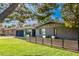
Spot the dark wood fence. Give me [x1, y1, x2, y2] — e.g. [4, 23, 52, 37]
[26, 37, 78, 51]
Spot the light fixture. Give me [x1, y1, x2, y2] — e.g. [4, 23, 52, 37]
[27, 34, 29, 37]
[51, 36, 55, 47]
[42, 35, 46, 38]
[42, 35, 46, 44]
[51, 36, 55, 39]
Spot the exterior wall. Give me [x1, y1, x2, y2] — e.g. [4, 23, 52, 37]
[36, 27, 78, 39]
[8, 29, 16, 36]
[45, 28, 55, 37]
[55, 28, 78, 39]
[36, 28, 55, 38]
[13, 29, 16, 36]
[24, 29, 32, 37]
[36, 29, 42, 37]
[0, 29, 16, 36]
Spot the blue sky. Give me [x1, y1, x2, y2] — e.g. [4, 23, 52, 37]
[51, 4, 64, 22]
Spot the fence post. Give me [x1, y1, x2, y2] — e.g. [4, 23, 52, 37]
[29, 37, 31, 42]
[77, 31, 79, 51]
[51, 38, 53, 47]
[62, 39, 64, 48]
[42, 38, 44, 44]
[35, 37, 37, 43]
[51, 36, 55, 47]
[77, 40, 79, 51]
[42, 35, 46, 44]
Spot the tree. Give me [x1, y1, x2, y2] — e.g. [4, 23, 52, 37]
[62, 4, 79, 30]
[0, 3, 18, 21]
[29, 3, 57, 24]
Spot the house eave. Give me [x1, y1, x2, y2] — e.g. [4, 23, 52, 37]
[36, 21, 64, 29]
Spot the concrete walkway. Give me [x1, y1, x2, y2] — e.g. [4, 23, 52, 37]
[0, 36, 15, 39]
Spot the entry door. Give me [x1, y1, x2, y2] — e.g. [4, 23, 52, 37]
[32, 29, 36, 37]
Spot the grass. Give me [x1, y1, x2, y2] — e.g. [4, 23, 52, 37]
[0, 37, 79, 56]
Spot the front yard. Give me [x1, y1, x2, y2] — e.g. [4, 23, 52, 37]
[0, 37, 79, 56]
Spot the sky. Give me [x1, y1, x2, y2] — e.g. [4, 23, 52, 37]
[51, 3, 64, 23]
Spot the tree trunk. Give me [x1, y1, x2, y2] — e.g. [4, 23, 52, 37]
[0, 3, 19, 20]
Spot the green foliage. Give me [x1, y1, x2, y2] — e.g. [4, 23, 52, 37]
[63, 4, 79, 30]
[37, 3, 56, 13]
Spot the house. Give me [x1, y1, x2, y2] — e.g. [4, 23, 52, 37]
[36, 21, 78, 39]
[27, 21, 79, 51]
[23, 18, 38, 37]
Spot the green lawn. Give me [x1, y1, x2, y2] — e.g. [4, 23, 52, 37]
[0, 37, 79, 56]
